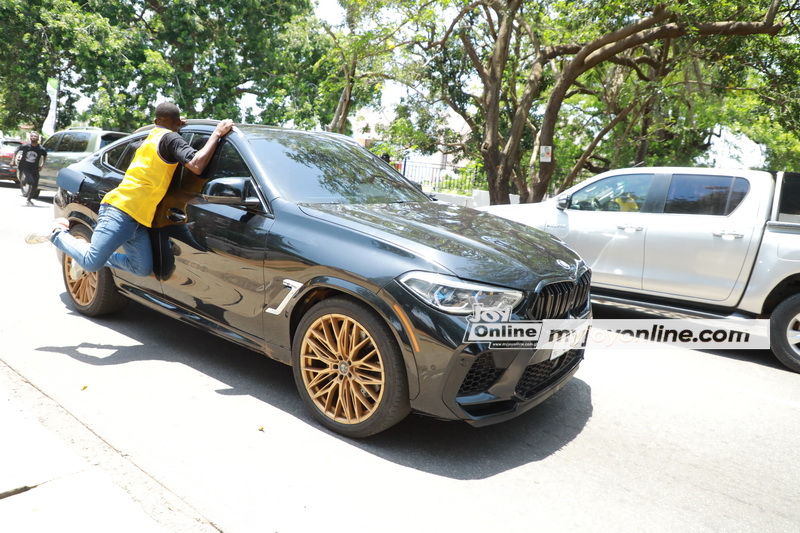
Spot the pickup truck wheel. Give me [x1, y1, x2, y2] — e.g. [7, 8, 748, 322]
[292, 296, 410, 438]
[770, 295, 800, 373]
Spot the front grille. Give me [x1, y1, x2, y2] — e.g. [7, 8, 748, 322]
[528, 271, 591, 319]
[514, 350, 582, 399]
[458, 353, 502, 396]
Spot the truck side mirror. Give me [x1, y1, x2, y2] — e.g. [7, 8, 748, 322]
[557, 195, 571, 210]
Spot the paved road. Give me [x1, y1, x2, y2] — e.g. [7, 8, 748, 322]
[1, 183, 798, 532]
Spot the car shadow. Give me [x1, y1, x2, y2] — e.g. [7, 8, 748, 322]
[38, 296, 593, 480]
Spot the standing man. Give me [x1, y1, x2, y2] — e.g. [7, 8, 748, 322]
[13, 132, 47, 206]
[25, 102, 234, 279]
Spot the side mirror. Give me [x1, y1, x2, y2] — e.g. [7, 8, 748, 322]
[556, 194, 571, 210]
[201, 177, 261, 207]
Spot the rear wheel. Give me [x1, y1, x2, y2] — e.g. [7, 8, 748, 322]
[61, 223, 128, 316]
[770, 294, 800, 373]
[292, 296, 410, 438]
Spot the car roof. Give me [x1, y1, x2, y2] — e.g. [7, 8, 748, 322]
[133, 120, 360, 146]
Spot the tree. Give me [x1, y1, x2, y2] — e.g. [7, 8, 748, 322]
[392, 0, 787, 204]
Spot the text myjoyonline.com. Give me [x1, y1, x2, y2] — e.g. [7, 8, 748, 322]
[539, 319, 771, 350]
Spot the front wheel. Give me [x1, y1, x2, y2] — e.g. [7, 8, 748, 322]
[292, 296, 410, 438]
[769, 294, 800, 373]
[61, 223, 128, 316]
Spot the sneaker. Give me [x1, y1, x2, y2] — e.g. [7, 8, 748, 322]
[25, 218, 69, 244]
[25, 199, 33, 206]
[68, 259, 86, 281]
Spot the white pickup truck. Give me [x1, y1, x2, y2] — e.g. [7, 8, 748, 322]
[483, 167, 800, 373]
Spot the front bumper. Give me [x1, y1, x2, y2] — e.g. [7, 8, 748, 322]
[382, 279, 590, 425]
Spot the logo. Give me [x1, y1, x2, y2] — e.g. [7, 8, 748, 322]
[464, 305, 592, 354]
[556, 259, 572, 270]
[464, 305, 542, 349]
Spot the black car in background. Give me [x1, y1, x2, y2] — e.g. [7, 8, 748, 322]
[53, 121, 591, 437]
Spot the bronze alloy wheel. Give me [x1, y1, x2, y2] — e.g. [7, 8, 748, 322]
[60, 224, 128, 317]
[63, 243, 98, 307]
[299, 313, 386, 424]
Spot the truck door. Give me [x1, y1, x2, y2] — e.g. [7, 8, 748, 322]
[642, 173, 759, 303]
[558, 172, 656, 290]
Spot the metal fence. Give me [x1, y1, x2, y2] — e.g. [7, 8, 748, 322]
[398, 160, 486, 194]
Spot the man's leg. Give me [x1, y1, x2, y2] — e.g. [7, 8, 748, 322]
[19, 167, 33, 204]
[25, 168, 39, 204]
[50, 204, 153, 277]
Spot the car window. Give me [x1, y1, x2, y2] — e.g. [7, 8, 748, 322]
[99, 133, 126, 149]
[248, 130, 430, 204]
[103, 141, 130, 170]
[664, 174, 749, 216]
[213, 142, 252, 179]
[43, 133, 62, 151]
[58, 132, 92, 152]
[103, 137, 142, 172]
[569, 174, 654, 212]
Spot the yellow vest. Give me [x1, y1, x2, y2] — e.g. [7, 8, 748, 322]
[103, 127, 179, 227]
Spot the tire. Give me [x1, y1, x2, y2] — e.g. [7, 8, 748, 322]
[770, 294, 800, 373]
[292, 296, 410, 438]
[61, 223, 128, 317]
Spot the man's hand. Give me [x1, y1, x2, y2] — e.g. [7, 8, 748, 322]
[213, 119, 234, 138]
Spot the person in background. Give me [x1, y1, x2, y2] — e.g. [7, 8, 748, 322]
[24, 102, 234, 279]
[13, 132, 47, 206]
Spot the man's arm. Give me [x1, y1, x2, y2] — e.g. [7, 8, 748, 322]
[183, 119, 234, 175]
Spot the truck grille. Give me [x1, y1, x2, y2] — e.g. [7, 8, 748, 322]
[528, 271, 591, 320]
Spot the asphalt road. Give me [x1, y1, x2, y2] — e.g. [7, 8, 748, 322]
[1, 182, 798, 532]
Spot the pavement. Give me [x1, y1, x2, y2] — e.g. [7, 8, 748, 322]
[0, 361, 215, 533]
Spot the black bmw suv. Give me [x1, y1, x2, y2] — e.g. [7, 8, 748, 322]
[53, 121, 591, 437]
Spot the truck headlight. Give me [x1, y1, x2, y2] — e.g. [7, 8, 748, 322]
[398, 271, 523, 315]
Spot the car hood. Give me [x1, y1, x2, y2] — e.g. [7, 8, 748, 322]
[299, 201, 583, 289]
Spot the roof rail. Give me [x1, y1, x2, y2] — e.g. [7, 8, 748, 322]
[67, 126, 102, 130]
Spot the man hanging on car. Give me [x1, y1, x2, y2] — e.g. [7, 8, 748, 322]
[24, 102, 234, 278]
[13, 132, 47, 206]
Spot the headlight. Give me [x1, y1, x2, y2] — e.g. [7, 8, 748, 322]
[397, 271, 523, 315]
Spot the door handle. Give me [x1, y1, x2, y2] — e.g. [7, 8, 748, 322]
[712, 231, 744, 240]
[167, 208, 187, 223]
[617, 225, 644, 233]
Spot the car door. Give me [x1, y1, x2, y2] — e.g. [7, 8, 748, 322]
[90, 134, 165, 297]
[154, 136, 274, 343]
[642, 173, 758, 303]
[553, 172, 657, 290]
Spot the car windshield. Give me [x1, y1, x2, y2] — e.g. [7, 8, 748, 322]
[245, 128, 430, 204]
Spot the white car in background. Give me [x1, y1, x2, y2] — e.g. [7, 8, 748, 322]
[483, 166, 800, 373]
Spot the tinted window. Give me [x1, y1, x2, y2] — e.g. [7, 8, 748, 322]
[570, 174, 654, 212]
[664, 174, 749, 216]
[104, 138, 143, 172]
[43, 134, 62, 151]
[248, 130, 430, 204]
[59, 132, 91, 152]
[100, 133, 126, 149]
[103, 141, 130, 170]
[213, 142, 251, 179]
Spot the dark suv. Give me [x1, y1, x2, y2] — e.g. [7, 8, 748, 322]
[53, 121, 591, 437]
[28, 127, 128, 198]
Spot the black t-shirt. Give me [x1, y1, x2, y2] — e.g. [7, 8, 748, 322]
[16, 144, 48, 168]
[158, 132, 197, 165]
